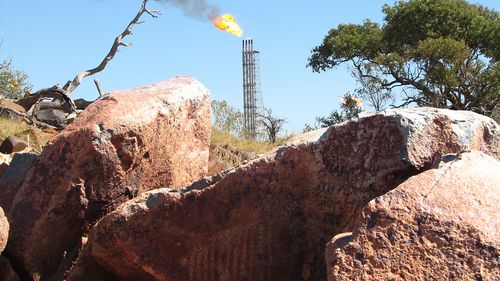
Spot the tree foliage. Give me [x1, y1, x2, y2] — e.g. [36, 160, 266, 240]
[212, 100, 287, 142]
[308, 0, 500, 116]
[211, 100, 244, 137]
[0, 59, 32, 100]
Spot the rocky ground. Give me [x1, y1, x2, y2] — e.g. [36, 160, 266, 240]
[0, 76, 498, 281]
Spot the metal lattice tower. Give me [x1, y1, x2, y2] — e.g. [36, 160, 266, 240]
[242, 38, 262, 140]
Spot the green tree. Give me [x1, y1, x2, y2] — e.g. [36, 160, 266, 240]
[211, 100, 245, 136]
[308, 0, 500, 117]
[0, 59, 32, 99]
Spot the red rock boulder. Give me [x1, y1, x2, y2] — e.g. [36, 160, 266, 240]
[326, 151, 500, 280]
[68, 108, 499, 281]
[5, 76, 211, 280]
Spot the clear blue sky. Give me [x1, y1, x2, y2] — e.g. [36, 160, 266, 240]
[1, 0, 498, 134]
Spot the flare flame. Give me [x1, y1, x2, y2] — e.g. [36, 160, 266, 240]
[212, 14, 243, 37]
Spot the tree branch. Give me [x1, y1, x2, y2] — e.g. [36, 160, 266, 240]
[17, 85, 77, 113]
[94, 79, 104, 98]
[62, 0, 159, 94]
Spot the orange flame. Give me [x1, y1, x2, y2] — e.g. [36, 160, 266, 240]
[212, 14, 243, 37]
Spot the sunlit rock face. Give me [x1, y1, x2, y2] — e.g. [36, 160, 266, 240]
[4, 76, 211, 280]
[68, 108, 499, 281]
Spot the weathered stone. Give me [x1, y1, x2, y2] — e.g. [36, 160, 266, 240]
[326, 151, 500, 281]
[0, 136, 28, 154]
[33, 108, 66, 127]
[74, 98, 93, 110]
[37, 99, 74, 113]
[0, 256, 21, 281]
[6, 76, 211, 280]
[0, 152, 38, 212]
[0, 207, 8, 253]
[0, 163, 8, 178]
[68, 108, 499, 281]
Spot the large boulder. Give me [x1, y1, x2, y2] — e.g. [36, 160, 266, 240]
[68, 108, 499, 281]
[326, 151, 500, 280]
[5, 76, 211, 280]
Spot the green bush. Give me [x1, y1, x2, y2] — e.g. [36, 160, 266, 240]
[0, 59, 32, 100]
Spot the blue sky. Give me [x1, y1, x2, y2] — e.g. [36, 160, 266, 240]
[1, 0, 498, 134]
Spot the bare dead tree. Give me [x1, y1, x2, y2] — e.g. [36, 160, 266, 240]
[259, 107, 286, 143]
[62, 0, 161, 95]
[11, 0, 161, 130]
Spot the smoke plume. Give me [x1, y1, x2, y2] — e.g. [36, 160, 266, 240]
[157, 0, 220, 20]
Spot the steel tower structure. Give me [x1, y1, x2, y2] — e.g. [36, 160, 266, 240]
[242, 38, 262, 139]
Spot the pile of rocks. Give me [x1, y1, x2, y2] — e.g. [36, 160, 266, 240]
[0, 76, 498, 281]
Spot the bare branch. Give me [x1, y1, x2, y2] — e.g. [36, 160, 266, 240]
[17, 85, 77, 113]
[145, 9, 161, 18]
[258, 107, 286, 143]
[94, 79, 104, 98]
[62, 0, 160, 94]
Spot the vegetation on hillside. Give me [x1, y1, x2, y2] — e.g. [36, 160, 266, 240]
[210, 100, 290, 175]
[212, 100, 287, 143]
[211, 128, 287, 155]
[208, 128, 289, 176]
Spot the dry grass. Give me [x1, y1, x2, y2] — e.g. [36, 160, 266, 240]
[208, 129, 290, 176]
[210, 129, 288, 155]
[0, 116, 56, 152]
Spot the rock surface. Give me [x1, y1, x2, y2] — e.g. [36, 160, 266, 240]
[0, 256, 21, 281]
[326, 151, 500, 281]
[33, 108, 67, 128]
[74, 98, 94, 110]
[0, 99, 26, 113]
[0, 163, 8, 178]
[68, 108, 499, 281]
[5, 76, 212, 280]
[0, 152, 38, 212]
[0, 136, 28, 154]
[0, 207, 8, 253]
